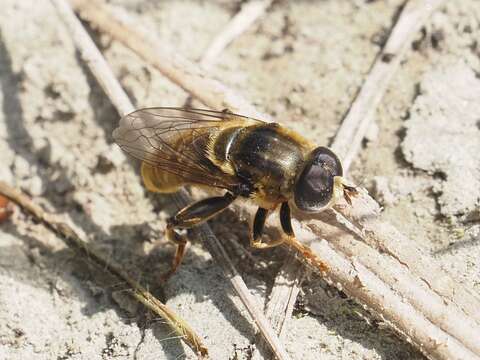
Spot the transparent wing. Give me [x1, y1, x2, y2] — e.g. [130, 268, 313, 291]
[112, 107, 264, 190]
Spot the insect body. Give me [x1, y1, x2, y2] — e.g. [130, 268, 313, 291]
[113, 108, 355, 276]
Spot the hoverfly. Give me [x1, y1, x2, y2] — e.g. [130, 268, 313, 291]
[113, 108, 356, 276]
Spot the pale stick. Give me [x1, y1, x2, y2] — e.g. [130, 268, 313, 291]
[199, 0, 273, 69]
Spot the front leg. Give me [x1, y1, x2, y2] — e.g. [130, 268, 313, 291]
[250, 206, 286, 249]
[279, 202, 294, 237]
[249, 202, 295, 249]
[163, 192, 236, 279]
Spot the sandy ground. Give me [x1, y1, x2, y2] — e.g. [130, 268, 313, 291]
[0, 0, 479, 359]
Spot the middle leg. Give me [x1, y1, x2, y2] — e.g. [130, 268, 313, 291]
[279, 201, 294, 237]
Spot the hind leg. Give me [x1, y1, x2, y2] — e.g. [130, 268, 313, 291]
[162, 192, 236, 279]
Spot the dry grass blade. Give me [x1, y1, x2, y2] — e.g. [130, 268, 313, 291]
[52, 0, 134, 115]
[0, 181, 208, 358]
[0, 194, 13, 223]
[260, 255, 307, 339]
[326, 206, 480, 355]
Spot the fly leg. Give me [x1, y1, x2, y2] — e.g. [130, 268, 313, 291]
[163, 225, 188, 281]
[279, 202, 294, 238]
[162, 192, 236, 279]
[250, 205, 288, 249]
[251, 207, 268, 248]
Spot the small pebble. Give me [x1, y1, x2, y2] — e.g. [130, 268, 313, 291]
[365, 120, 379, 143]
[31, 176, 46, 196]
[96, 145, 126, 173]
[13, 156, 31, 178]
[23, 175, 45, 196]
[0, 195, 13, 223]
[371, 176, 397, 206]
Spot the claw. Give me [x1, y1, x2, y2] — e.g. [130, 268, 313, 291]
[333, 177, 358, 206]
[251, 237, 286, 249]
[343, 184, 357, 206]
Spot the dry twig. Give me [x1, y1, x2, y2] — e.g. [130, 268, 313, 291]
[54, 0, 290, 359]
[199, 0, 273, 69]
[184, 0, 272, 107]
[284, 234, 479, 360]
[67, 0, 480, 359]
[70, 0, 269, 120]
[332, 0, 450, 170]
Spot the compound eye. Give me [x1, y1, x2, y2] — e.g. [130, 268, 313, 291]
[294, 147, 343, 212]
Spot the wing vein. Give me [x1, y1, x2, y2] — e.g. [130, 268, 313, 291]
[113, 107, 265, 191]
